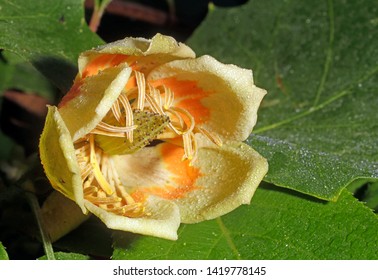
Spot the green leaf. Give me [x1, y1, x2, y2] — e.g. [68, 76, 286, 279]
[0, 242, 9, 260]
[188, 0, 378, 200]
[0, 0, 103, 92]
[0, 51, 57, 100]
[38, 251, 89, 260]
[113, 185, 378, 260]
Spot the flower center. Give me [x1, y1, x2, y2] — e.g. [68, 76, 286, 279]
[74, 69, 222, 217]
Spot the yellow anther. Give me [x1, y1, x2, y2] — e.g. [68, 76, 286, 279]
[89, 135, 114, 195]
[86, 196, 122, 205]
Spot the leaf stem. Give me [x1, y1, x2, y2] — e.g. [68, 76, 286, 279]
[24, 183, 55, 260]
[88, 0, 112, 32]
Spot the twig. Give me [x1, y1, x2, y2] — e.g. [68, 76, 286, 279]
[24, 182, 55, 260]
[85, 0, 169, 27]
[88, 0, 113, 32]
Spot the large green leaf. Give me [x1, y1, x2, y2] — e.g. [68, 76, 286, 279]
[188, 0, 378, 200]
[0, 0, 103, 92]
[113, 184, 378, 260]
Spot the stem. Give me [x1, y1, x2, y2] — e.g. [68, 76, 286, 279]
[25, 185, 55, 260]
[89, 0, 112, 32]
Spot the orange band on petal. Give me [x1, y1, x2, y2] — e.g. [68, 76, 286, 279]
[130, 190, 147, 203]
[125, 75, 137, 90]
[160, 143, 201, 198]
[134, 144, 201, 201]
[82, 54, 130, 78]
[150, 78, 211, 124]
[162, 144, 201, 185]
[140, 185, 199, 200]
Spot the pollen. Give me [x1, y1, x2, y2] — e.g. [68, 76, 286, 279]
[73, 67, 222, 217]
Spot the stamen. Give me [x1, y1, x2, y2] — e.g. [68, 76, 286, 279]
[86, 195, 122, 204]
[118, 93, 134, 142]
[135, 71, 146, 110]
[170, 107, 195, 134]
[163, 85, 174, 109]
[182, 133, 194, 161]
[111, 99, 123, 125]
[165, 106, 195, 135]
[108, 203, 144, 217]
[91, 129, 129, 138]
[108, 158, 136, 205]
[81, 164, 92, 180]
[89, 135, 114, 195]
[151, 86, 162, 108]
[83, 173, 95, 189]
[83, 186, 98, 195]
[195, 127, 223, 146]
[145, 86, 165, 115]
[100, 154, 109, 179]
[190, 132, 198, 163]
[96, 121, 136, 134]
[165, 108, 187, 134]
[117, 184, 137, 205]
[76, 155, 88, 166]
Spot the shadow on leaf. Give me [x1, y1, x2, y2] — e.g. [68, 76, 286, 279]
[31, 55, 78, 95]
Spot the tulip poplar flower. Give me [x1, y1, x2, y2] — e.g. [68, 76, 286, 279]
[39, 34, 268, 240]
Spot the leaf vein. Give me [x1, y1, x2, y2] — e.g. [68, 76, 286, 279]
[216, 217, 241, 260]
[313, 0, 335, 106]
[255, 64, 378, 134]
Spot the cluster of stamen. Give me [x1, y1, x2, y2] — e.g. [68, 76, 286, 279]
[75, 135, 144, 217]
[74, 69, 222, 217]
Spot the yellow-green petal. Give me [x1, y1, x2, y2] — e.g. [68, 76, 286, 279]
[39, 106, 85, 213]
[148, 55, 266, 142]
[178, 142, 268, 223]
[78, 33, 196, 76]
[84, 196, 180, 240]
[59, 63, 132, 141]
[112, 141, 268, 223]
